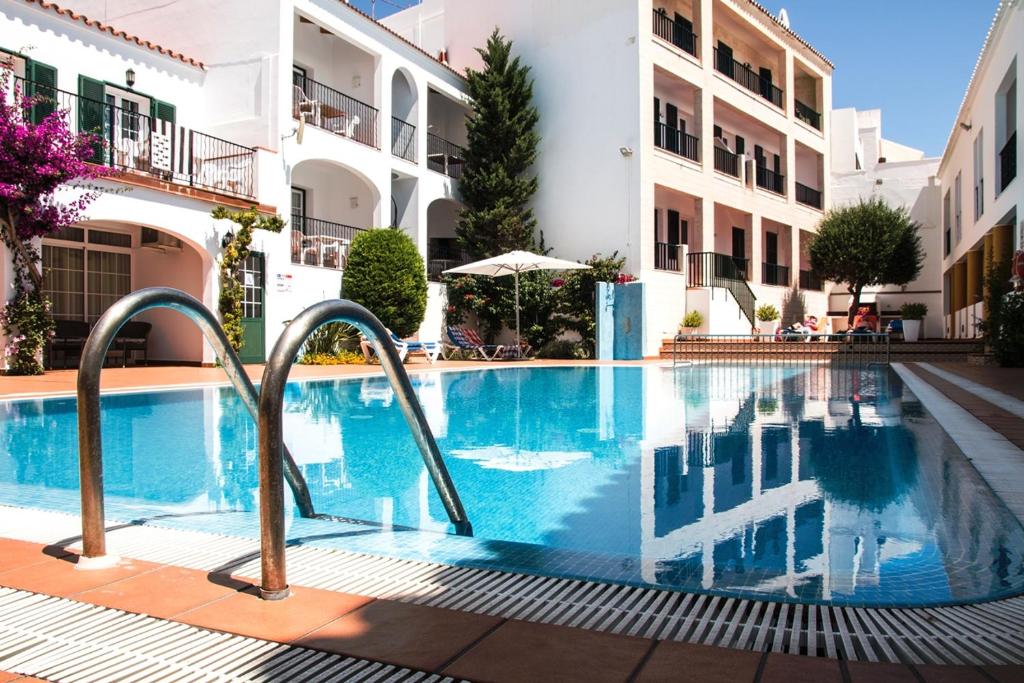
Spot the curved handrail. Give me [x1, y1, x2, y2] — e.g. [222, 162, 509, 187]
[257, 299, 472, 599]
[76, 287, 316, 560]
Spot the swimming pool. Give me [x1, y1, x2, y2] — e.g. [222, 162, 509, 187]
[2, 364, 1023, 607]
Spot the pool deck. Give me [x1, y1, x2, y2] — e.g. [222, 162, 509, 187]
[3, 360, 1024, 681]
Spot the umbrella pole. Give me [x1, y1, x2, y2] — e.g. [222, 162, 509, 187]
[514, 270, 521, 359]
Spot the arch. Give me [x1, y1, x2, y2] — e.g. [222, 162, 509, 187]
[290, 157, 383, 228]
[390, 67, 418, 123]
[425, 197, 464, 281]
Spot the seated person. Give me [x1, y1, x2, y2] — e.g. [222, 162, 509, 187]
[850, 306, 879, 334]
[779, 321, 808, 341]
[803, 315, 824, 340]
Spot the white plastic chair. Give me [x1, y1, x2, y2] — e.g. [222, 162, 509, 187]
[292, 85, 320, 126]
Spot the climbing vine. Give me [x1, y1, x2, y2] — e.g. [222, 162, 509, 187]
[212, 206, 284, 353]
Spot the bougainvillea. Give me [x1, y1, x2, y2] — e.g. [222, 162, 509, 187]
[0, 71, 108, 374]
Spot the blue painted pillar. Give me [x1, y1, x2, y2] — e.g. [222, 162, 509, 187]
[613, 282, 646, 360]
[595, 282, 615, 360]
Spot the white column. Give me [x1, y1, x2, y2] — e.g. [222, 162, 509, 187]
[750, 212, 762, 285]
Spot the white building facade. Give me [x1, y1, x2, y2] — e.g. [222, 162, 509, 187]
[0, 0, 470, 367]
[386, 0, 834, 353]
[830, 108, 943, 336]
[939, 0, 1022, 339]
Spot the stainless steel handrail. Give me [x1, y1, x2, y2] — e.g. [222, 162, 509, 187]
[257, 299, 472, 600]
[76, 287, 316, 561]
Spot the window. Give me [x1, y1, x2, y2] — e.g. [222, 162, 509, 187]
[974, 130, 984, 219]
[954, 172, 962, 244]
[42, 228, 132, 322]
[943, 190, 951, 256]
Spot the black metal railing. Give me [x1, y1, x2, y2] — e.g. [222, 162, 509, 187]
[1000, 132, 1016, 192]
[391, 117, 416, 162]
[292, 74, 379, 149]
[713, 48, 783, 108]
[756, 166, 785, 194]
[14, 77, 256, 199]
[654, 122, 699, 162]
[794, 99, 821, 130]
[795, 182, 822, 209]
[799, 269, 824, 291]
[732, 256, 749, 279]
[672, 333, 891, 368]
[291, 215, 367, 269]
[654, 242, 684, 272]
[652, 10, 698, 58]
[427, 239, 471, 281]
[761, 262, 790, 286]
[427, 133, 466, 179]
[714, 146, 740, 176]
[687, 251, 756, 326]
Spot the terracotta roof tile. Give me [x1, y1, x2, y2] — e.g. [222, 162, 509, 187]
[21, 0, 204, 69]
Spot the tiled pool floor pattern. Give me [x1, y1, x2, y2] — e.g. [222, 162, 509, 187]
[0, 538, 1020, 683]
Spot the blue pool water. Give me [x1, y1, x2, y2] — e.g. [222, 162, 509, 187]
[2, 364, 1024, 607]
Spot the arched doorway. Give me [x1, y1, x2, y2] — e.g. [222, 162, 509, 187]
[391, 69, 418, 162]
[426, 197, 464, 281]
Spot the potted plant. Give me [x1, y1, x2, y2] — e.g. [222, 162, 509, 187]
[755, 304, 779, 338]
[900, 302, 928, 342]
[679, 310, 703, 336]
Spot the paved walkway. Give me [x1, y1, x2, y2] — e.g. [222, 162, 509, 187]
[0, 537, 1016, 683]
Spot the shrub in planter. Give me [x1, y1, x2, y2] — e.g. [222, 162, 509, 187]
[755, 304, 779, 336]
[679, 310, 703, 333]
[343, 228, 427, 338]
[900, 302, 928, 342]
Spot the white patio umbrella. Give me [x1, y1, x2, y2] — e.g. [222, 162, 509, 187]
[444, 250, 591, 355]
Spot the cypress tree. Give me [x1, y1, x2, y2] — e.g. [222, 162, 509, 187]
[457, 29, 540, 258]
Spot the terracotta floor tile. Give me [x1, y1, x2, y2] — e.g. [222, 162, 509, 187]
[983, 665, 1024, 683]
[915, 665, 990, 682]
[635, 641, 761, 682]
[443, 619, 650, 683]
[76, 566, 249, 619]
[296, 599, 502, 672]
[175, 585, 371, 642]
[759, 653, 843, 683]
[0, 554, 158, 597]
[845, 660, 919, 683]
[0, 539, 68, 574]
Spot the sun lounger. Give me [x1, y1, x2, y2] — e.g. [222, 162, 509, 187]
[445, 326, 504, 360]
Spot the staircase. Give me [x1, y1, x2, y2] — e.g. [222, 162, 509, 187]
[659, 337, 984, 361]
[686, 251, 756, 328]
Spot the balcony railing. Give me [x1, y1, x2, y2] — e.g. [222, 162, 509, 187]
[654, 242, 684, 272]
[714, 146, 740, 176]
[292, 74, 379, 149]
[428, 239, 470, 281]
[654, 122, 699, 162]
[1000, 132, 1017, 192]
[756, 166, 785, 194]
[427, 133, 466, 179]
[795, 182, 822, 209]
[713, 48, 783, 108]
[652, 9, 698, 58]
[291, 215, 367, 269]
[799, 269, 824, 291]
[761, 262, 790, 287]
[794, 99, 821, 130]
[391, 117, 416, 162]
[15, 77, 257, 200]
[732, 256, 749, 280]
[686, 251, 757, 327]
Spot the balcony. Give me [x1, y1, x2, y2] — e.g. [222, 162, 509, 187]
[654, 122, 699, 162]
[16, 77, 257, 200]
[391, 117, 416, 162]
[799, 269, 824, 291]
[713, 49, 783, 108]
[761, 262, 789, 287]
[428, 238, 470, 281]
[1000, 132, 1017, 192]
[795, 182, 822, 209]
[714, 146, 740, 177]
[427, 133, 466, 179]
[794, 99, 821, 130]
[292, 74, 380, 149]
[654, 242, 684, 272]
[756, 166, 785, 195]
[652, 9, 697, 58]
[291, 215, 366, 269]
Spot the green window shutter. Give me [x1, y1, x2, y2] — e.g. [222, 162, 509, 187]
[25, 59, 57, 124]
[151, 99, 176, 126]
[77, 75, 107, 164]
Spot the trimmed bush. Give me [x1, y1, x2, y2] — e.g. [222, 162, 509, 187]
[899, 302, 928, 320]
[756, 304, 779, 322]
[342, 228, 427, 338]
[681, 310, 703, 329]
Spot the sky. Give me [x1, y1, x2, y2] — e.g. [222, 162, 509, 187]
[354, 0, 998, 158]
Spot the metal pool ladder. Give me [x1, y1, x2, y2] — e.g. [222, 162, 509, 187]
[76, 287, 471, 599]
